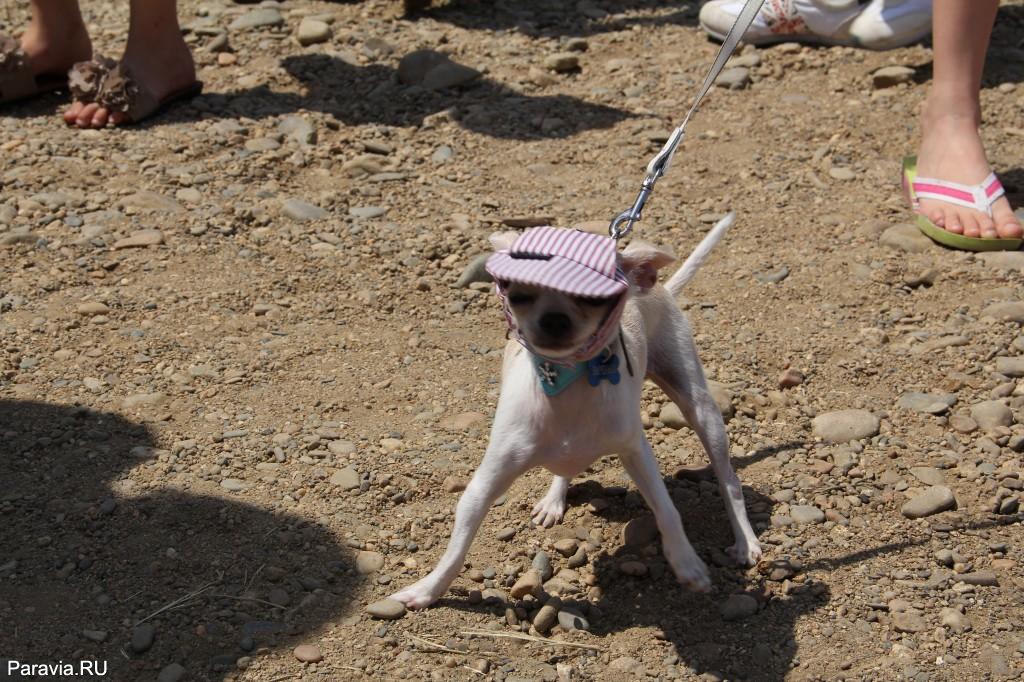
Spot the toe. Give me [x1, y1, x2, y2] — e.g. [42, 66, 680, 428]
[947, 212, 966, 237]
[959, 210, 981, 238]
[928, 207, 952, 231]
[110, 110, 129, 126]
[977, 214, 998, 239]
[992, 198, 1023, 239]
[90, 107, 110, 128]
[75, 102, 99, 128]
[64, 101, 85, 125]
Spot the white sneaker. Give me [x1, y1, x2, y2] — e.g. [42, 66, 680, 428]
[698, 0, 932, 50]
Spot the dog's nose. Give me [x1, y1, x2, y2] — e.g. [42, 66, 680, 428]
[539, 312, 571, 337]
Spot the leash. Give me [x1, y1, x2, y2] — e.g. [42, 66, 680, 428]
[608, 0, 767, 240]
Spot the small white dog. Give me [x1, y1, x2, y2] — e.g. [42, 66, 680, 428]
[391, 215, 761, 609]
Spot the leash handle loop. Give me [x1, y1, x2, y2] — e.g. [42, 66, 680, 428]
[609, 0, 766, 240]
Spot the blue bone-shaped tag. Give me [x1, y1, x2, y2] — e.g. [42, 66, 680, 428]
[586, 350, 620, 386]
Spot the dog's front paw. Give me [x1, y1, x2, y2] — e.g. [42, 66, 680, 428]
[531, 494, 566, 528]
[390, 580, 443, 610]
[665, 545, 712, 592]
[727, 538, 763, 567]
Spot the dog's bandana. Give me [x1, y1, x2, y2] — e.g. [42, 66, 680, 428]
[534, 348, 622, 396]
[486, 226, 631, 365]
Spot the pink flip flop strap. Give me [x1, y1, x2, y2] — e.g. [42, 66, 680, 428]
[912, 173, 1005, 217]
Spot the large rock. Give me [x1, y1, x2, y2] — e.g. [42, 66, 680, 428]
[397, 50, 480, 90]
[812, 409, 880, 443]
[880, 223, 934, 253]
[970, 400, 1013, 431]
[901, 485, 956, 519]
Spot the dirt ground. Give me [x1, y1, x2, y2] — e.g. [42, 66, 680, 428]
[2, 1, 1024, 680]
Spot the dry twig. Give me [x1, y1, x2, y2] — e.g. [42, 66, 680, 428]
[460, 629, 605, 652]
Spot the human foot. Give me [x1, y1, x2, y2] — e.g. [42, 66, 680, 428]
[66, 27, 195, 128]
[17, 12, 92, 79]
[915, 102, 1022, 240]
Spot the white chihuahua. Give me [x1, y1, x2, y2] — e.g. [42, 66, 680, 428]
[391, 214, 761, 609]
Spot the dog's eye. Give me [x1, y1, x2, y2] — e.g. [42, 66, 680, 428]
[577, 296, 611, 307]
[508, 293, 536, 306]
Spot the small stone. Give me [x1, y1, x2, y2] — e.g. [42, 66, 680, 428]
[532, 551, 553, 581]
[790, 505, 825, 525]
[949, 414, 978, 433]
[157, 663, 187, 682]
[995, 356, 1024, 377]
[970, 400, 1013, 431]
[892, 611, 927, 633]
[778, 368, 804, 389]
[940, 607, 971, 633]
[659, 402, 688, 429]
[220, 478, 248, 492]
[897, 392, 956, 415]
[553, 538, 578, 557]
[496, 527, 516, 541]
[229, 8, 284, 31]
[356, 551, 385, 574]
[77, 301, 110, 316]
[278, 115, 317, 146]
[510, 569, 542, 599]
[82, 629, 107, 642]
[982, 301, 1024, 323]
[901, 486, 956, 519]
[812, 409, 880, 443]
[544, 52, 579, 73]
[440, 412, 484, 430]
[880, 223, 935, 253]
[296, 18, 331, 46]
[281, 199, 328, 222]
[349, 206, 389, 220]
[957, 570, 998, 586]
[909, 467, 946, 486]
[113, 229, 164, 249]
[293, 644, 323, 662]
[618, 560, 647, 576]
[829, 167, 856, 181]
[442, 476, 468, 493]
[129, 623, 156, 653]
[715, 66, 750, 89]
[557, 608, 590, 631]
[456, 254, 492, 288]
[609, 656, 645, 676]
[719, 594, 758, 621]
[533, 598, 561, 634]
[366, 599, 406, 620]
[398, 49, 480, 89]
[622, 515, 659, 547]
[872, 65, 915, 88]
[328, 439, 356, 456]
[331, 467, 360, 491]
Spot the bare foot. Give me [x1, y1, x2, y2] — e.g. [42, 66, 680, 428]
[66, 24, 195, 128]
[916, 97, 1022, 239]
[17, 15, 92, 82]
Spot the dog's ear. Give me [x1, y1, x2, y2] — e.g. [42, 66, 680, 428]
[620, 241, 676, 289]
[489, 231, 519, 252]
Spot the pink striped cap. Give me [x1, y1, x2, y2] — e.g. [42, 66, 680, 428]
[486, 226, 629, 298]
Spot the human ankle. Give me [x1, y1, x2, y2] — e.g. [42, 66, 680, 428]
[922, 91, 981, 128]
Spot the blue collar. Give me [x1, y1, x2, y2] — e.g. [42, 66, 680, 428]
[533, 348, 621, 396]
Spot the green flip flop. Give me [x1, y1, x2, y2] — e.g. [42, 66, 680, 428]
[902, 156, 1022, 252]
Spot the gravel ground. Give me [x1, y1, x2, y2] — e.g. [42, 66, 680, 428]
[2, 1, 1024, 681]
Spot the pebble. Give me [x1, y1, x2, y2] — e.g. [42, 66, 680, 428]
[557, 608, 590, 631]
[220, 478, 248, 492]
[829, 167, 856, 181]
[456, 254, 492, 288]
[897, 392, 956, 415]
[995, 356, 1024, 377]
[957, 570, 998, 586]
[297, 18, 331, 46]
[331, 467, 360, 490]
[659, 402, 687, 429]
[618, 560, 647, 576]
[892, 611, 926, 633]
[940, 607, 971, 633]
[533, 598, 561, 634]
[130, 623, 156, 653]
[949, 414, 978, 433]
[113, 229, 164, 249]
[719, 593, 758, 621]
[281, 199, 328, 222]
[397, 50, 481, 90]
[365, 599, 406, 620]
[982, 301, 1024, 323]
[440, 412, 484, 430]
[442, 476, 468, 493]
[496, 527, 516, 541]
[229, 8, 284, 31]
[157, 663, 187, 682]
[609, 656, 646, 676]
[872, 65, 915, 88]
[811, 409, 880, 443]
[77, 301, 109, 316]
[790, 505, 825, 524]
[278, 116, 317, 146]
[544, 53, 580, 73]
[293, 644, 323, 662]
[532, 550, 553, 581]
[552, 538, 578, 557]
[880, 223, 935, 253]
[901, 485, 956, 518]
[356, 551, 385, 574]
[778, 368, 804, 388]
[622, 515, 659, 547]
[715, 66, 750, 89]
[510, 569, 542, 598]
[909, 467, 946, 486]
[82, 629, 107, 642]
[349, 206, 389, 220]
[970, 400, 1013, 431]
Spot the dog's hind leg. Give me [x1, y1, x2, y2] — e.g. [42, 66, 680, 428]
[390, 442, 531, 609]
[531, 475, 570, 528]
[619, 435, 711, 591]
[649, 327, 762, 567]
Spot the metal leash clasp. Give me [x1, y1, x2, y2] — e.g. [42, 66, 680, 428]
[609, 155, 669, 241]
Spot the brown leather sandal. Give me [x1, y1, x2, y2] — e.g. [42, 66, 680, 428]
[0, 34, 69, 104]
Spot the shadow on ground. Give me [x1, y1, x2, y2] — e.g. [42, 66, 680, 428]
[3, 54, 631, 140]
[0, 400, 357, 681]
[407, 0, 700, 39]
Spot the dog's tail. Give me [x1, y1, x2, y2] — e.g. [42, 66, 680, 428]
[664, 212, 734, 298]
